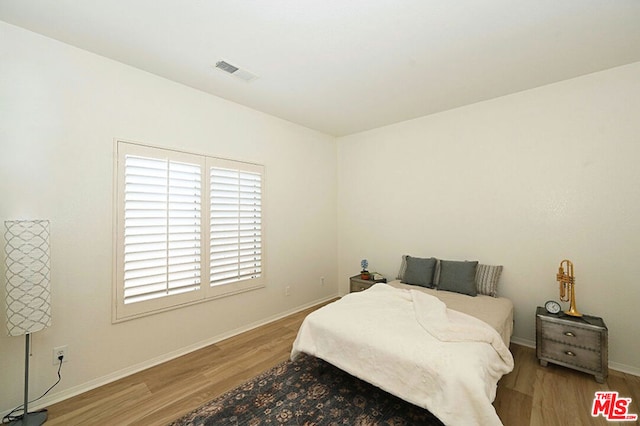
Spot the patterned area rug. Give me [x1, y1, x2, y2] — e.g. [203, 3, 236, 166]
[170, 353, 444, 425]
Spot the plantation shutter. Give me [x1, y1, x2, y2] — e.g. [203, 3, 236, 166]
[209, 160, 263, 290]
[115, 141, 264, 322]
[123, 155, 202, 303]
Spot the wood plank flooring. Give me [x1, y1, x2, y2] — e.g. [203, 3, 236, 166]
[45, 301, 640, 425]
[495, 344, 640, 426]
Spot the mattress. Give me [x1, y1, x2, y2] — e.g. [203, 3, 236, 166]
[387, 280, 514, 345]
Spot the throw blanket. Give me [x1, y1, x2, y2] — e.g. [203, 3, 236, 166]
[291, 284, 514, 426]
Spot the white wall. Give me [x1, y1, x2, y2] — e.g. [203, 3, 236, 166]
[0, 22, 338, 412]
[337, 61, 640, 374]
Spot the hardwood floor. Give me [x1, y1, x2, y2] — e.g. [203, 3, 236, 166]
[496, 344, 640, 426]
[45, 301, 640, 426]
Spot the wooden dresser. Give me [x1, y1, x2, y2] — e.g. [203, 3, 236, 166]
[536, 306, 608, 383]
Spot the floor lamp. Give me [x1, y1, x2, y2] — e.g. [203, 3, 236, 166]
[4, 220, 52, 426]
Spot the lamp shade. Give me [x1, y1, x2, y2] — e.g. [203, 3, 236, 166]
[4, 220, 51, 336]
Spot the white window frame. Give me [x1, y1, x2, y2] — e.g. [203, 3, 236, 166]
[114, 140, 265, 322]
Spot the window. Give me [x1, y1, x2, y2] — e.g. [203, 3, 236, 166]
[209, 161, 262, 288]
[114, 141, 264, 321]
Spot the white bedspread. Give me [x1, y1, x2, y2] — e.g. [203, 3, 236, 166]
[388, 280, 514, 346]
[291, 284, 514, 426]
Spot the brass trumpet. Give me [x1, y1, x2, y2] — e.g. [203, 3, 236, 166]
[556, 259, 582, 317]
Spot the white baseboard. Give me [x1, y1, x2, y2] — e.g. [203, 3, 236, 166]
[6, 294, 338, 416]
[607, 362, 640, 377]
[509, 336, 535, 348]
[509, 336, 640, 377]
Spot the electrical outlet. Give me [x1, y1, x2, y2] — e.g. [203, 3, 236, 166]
[285, 286, 291, 296]
[53, 345, 68, 365]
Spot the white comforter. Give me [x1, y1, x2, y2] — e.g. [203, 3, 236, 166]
[291, 284, 514, 426]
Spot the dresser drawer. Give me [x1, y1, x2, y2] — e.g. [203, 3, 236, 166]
[539, 339, 602, 372]
[350, 281, 372, 292]
[539, 320, 601, 349]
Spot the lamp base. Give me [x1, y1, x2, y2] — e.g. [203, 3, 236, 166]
[8, 410, 48, 426]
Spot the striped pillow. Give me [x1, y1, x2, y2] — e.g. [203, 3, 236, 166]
[398, 255, 503, 297]
[397, 254, 409, 280]
[475, 264, 503, 297]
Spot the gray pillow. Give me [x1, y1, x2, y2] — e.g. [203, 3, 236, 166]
[438, 260, 479, 296]
[402, 256, 437, 288]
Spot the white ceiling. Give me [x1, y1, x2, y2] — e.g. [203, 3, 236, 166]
[2, 1, 640, 136]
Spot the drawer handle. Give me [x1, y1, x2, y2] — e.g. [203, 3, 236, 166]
[563, 331, 576, 337]
[564, 350, 576, 357]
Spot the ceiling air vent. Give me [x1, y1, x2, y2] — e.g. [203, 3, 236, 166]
[215, 60, 259, 82]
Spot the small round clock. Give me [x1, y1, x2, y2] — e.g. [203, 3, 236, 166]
[544, 300, 561, 314]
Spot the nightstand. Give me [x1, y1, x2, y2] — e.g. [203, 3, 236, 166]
[536, 306, 608, 383]
[349, 275, 380, 292]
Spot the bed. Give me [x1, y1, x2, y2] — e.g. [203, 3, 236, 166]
[291, 279, 514, 426]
